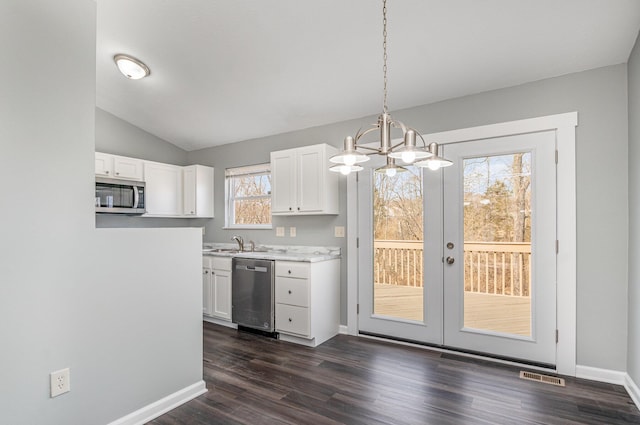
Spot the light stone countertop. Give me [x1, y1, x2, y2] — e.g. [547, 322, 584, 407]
[202, 243, 340, 263]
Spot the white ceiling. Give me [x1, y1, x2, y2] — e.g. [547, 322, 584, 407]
[96, 0, 640, 152]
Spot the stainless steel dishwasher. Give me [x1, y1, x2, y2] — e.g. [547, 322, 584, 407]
[232, 258, 275, 332]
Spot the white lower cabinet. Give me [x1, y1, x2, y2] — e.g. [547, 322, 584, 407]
[203, 256, 232, 321]
[274, 259, 340, 347]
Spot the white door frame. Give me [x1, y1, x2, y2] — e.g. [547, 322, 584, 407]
[346, 112, 577, 376]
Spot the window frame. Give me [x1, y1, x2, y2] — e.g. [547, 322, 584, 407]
[224, 163, 272, 230]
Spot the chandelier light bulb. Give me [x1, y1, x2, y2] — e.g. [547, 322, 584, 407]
[343, 154, 357, 166]
[385, 167, 397, 177]
[340, 165, 352, 175]
[401, 151, 416, 164]
[428, 161, 441, 171]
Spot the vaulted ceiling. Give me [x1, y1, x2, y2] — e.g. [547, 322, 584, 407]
[96, 0, 640, 151]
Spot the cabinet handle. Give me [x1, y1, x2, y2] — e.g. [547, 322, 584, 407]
[297, 207, 300, 211]
[204, 270, 208, 274]
[288, 290, 292, 294]
[105, 170, 109, 174]
[288, 318, 292, 322]
[289, 207, 292, 211]
[288, 270, 291, 274]
[115, 172, 120, 175]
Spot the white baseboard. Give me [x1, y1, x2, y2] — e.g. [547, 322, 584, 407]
[203, 316, 238, 329]
[338, 325, 348, 334]
[575, 365, 626, 385]
[107, 380, 207, 425]
[625, 374, 640, 411]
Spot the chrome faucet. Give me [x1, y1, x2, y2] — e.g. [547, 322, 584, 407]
[248, 240, 255, 252]
[231, 235, 244, 251]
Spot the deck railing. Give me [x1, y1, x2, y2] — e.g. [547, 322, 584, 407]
[373, 240, 531, 296]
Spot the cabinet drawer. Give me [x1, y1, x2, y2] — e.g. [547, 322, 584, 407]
[275, 261, 309, 279]
[276, 304, 310, 336]
[276, 277, 309, 307]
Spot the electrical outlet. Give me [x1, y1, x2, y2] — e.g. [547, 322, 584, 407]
[334, 226, 345, 237]
[289, 227, 296, 237]
[276, 226, 285, 237]
[50, 368, 70, 397]
[201, 227, 206, 236]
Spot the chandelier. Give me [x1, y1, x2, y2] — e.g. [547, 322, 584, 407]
[329, 0, 452, 176]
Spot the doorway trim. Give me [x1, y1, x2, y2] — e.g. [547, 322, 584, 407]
[346, 112, 577, 376]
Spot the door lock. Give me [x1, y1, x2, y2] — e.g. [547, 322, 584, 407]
[446, 256, 455, 265]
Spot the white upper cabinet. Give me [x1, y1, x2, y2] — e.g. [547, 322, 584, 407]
[113, 156, 144, 180]
[271, 150, 296, 214]
[95, 152, 113, 177]
[143, 161, 183, 216]
[270, 143, 338, 215]
[95, 152, 143, 181]
[183, 165, 214, 218]
[95, 152, 214, 218]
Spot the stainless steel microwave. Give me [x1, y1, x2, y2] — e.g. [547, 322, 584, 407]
[95, 176, 146, 214]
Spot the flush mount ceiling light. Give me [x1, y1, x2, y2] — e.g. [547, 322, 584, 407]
[329, 0, 452, 175]
[114, 54, 150, 80]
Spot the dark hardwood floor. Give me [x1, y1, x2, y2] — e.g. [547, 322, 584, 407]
[149, 322, 640, 424]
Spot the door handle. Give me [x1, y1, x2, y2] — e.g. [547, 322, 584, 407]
[446, 257, 455, 265]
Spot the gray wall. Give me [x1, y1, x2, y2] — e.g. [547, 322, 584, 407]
[0, 2, 203, 424]
[95, 107, 194, 228]
[96, 107, 188, 165]
[190, 64, 629, 372]
[628, 31, 640, 386]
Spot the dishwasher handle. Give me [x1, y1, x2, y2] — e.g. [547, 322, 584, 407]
[235, 265, 269, 273]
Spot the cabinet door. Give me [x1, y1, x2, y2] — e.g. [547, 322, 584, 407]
[113, 156, 143, 181]
[95, 152, 113, 177]
[203, 268, 212, 316]
[144, 162, 183, 215]
[270, 150, 296, 214]
[183, 166, 196, 216]
[212, 270, 232, 321]
[296, 146, 323, 213]
[183, 165, 214, 218]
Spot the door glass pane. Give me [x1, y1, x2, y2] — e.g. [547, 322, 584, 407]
[463, 153, 532, 336]
[373, 166, 424, 321]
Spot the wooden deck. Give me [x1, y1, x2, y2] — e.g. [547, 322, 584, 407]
[374, 283, 531, 336]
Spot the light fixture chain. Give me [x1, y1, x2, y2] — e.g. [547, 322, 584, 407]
[382, 0, 388, 114]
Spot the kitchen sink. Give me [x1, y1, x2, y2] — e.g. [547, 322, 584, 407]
[203, 248, 240, 253]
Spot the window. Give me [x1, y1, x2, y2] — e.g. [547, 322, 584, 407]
[225, 163, 271, 228]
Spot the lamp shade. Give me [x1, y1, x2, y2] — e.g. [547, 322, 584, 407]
[329, 136, 369, 165]
[388, 130, 432, 163]
[415, 142, 453, 170]
[374, 156, 407, 177]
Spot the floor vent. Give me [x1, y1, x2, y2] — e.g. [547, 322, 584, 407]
[519, 371, 565, 387]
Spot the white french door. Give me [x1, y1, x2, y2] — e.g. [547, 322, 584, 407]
[358, 130, 557, 366]
[358, 154, 443, 344]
